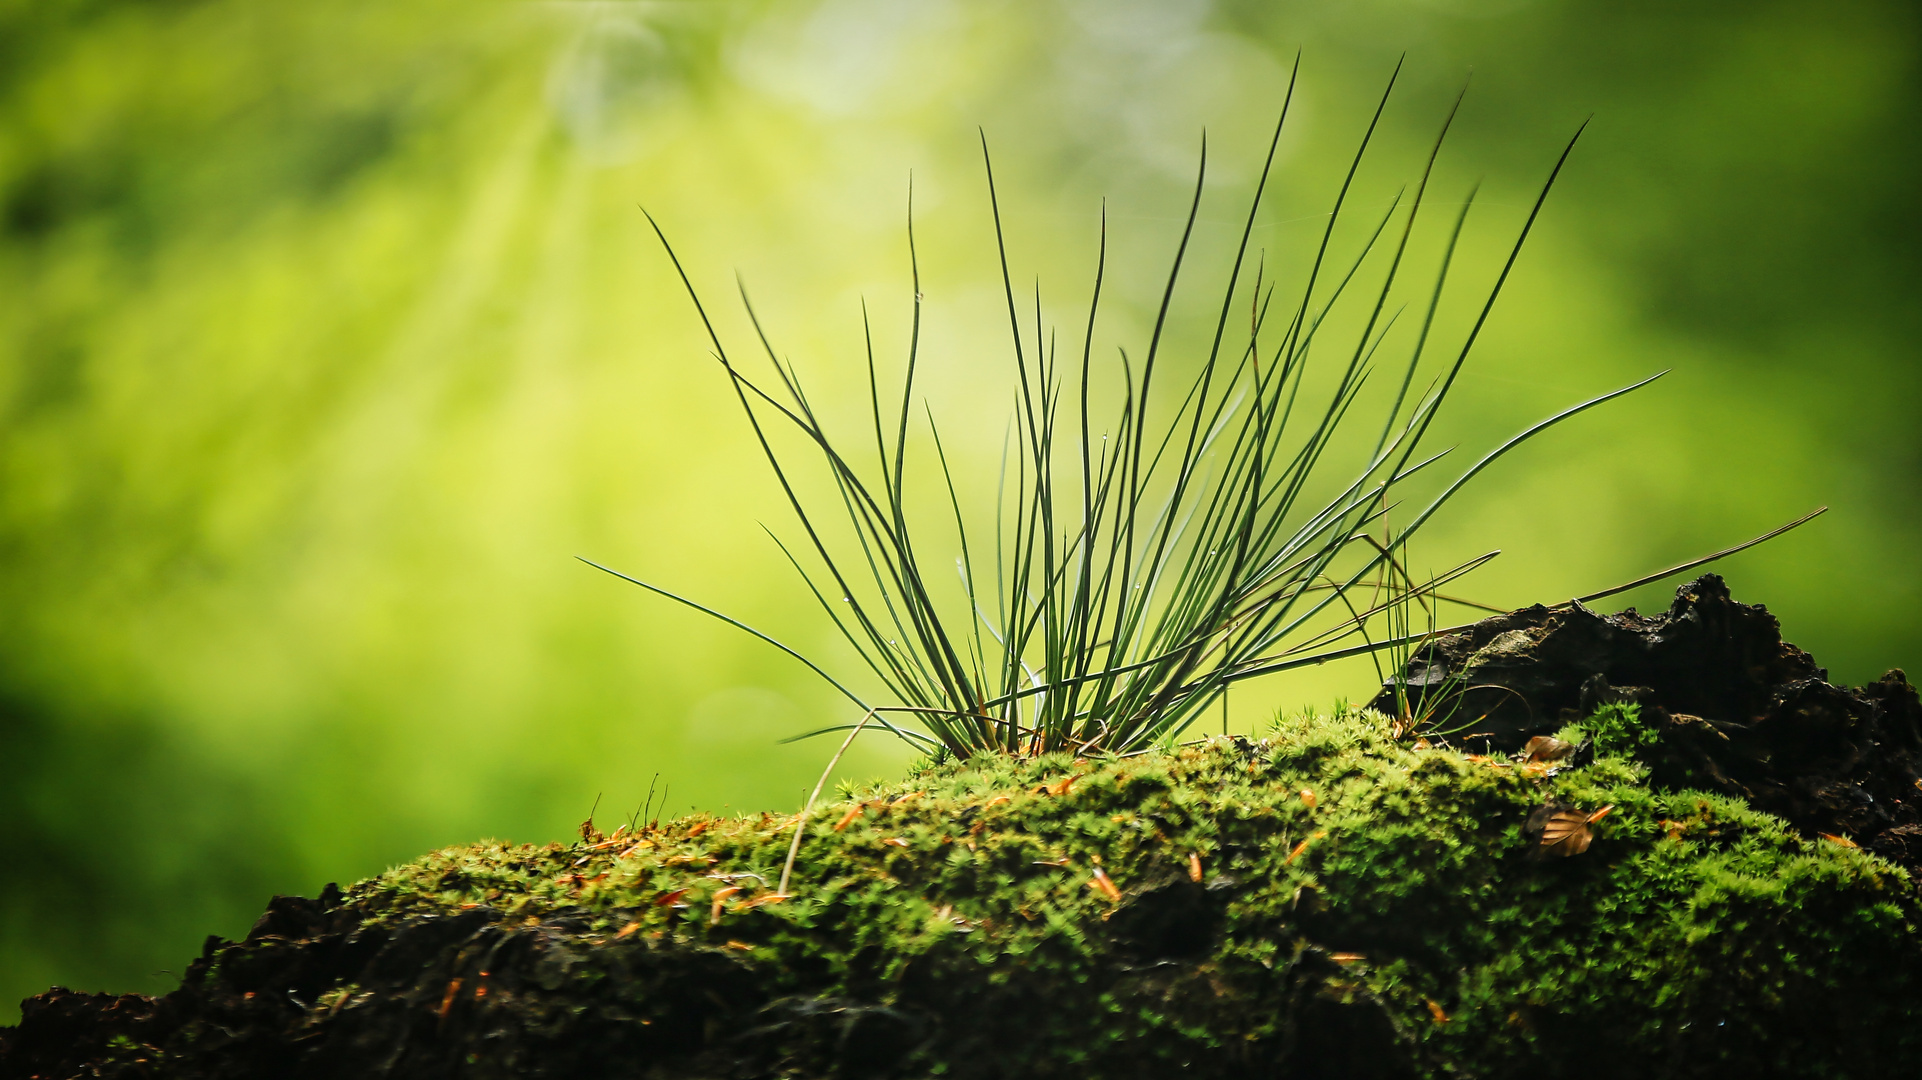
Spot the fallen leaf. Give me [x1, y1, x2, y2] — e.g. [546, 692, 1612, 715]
[1522, 735, 1576, 764]
[1187, 853, 1204, 883]
[1299, 788, 1318, 809]
[1426, 999, 1450, 1024]
[1819, 832, 1860, 849]
[833, 804, 866, 831]
[653, 887, 690, 908]
[1330, 952, 1365, 964]
[1088, 868, 1122, 902]
[883, 837, 911, 849]
[736, 893, 790, 911]
[723, 940, 755, 952]
[1285, 831, 1328, 866]
[615, 921, 644, 939]
[1528, 802, 1613, 857]
[710, 886, 742, 925]
[1047, 775, 1079, 797]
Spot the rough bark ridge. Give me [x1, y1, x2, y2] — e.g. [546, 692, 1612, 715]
[1369, 574, 1922, 865]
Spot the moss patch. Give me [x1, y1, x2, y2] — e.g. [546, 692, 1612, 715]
[8, 706, 1921, 1078]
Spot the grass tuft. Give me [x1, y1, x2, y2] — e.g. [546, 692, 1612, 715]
[601, 67, 1666, 760]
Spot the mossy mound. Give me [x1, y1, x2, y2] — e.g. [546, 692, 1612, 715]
[7, 706, 1920, 1079]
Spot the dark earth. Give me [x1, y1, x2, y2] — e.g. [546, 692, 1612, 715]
[1369, 573, 1922, 869]
[5, 575, 1920, 1079]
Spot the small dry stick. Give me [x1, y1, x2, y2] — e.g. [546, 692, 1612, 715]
[778, 707, 879, 896]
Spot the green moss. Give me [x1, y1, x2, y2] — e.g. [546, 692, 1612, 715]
[1583, 702, 1663, 759]
[326, 704, 1920, 1076]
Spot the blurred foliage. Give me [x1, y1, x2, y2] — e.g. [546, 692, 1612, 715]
[0, 0, 1916, 1020]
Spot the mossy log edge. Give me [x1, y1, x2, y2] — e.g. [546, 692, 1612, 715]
[7, 703, 1922, 1078]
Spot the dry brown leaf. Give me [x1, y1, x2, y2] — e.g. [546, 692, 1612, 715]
[1522, 735, 1576, 763]
[709, 886, 742, 925]
[1533, 803, 1614, 857]
[1285, 830, 1329, 866]
[1088, 868, 1122, 902]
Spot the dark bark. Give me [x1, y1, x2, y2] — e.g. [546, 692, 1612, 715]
[1371, 574, 1922, 863]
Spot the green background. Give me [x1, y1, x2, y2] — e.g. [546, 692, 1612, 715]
[2, 0, 1916, 1020]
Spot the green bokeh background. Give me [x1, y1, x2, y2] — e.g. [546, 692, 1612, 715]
[2, 0, 1916, 1020]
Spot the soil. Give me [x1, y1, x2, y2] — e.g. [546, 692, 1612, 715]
[6, 576, 1921, 1080]
[1368, 574, 1922, 869]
